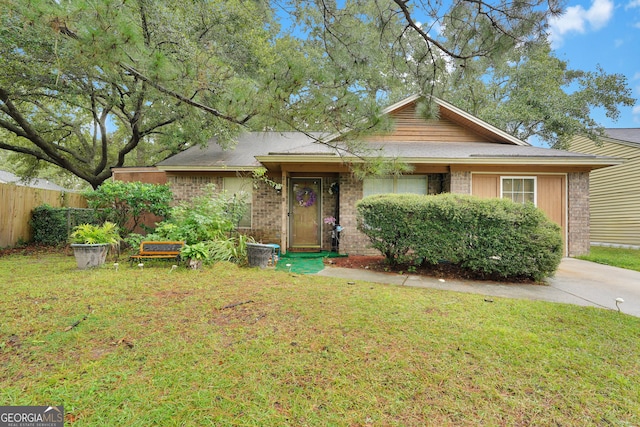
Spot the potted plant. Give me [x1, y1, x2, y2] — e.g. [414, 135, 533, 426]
[69, 222, 121, 269]
[180, 242, 210, 269]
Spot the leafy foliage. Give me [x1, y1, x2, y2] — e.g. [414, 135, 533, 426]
[69, 222, 121, 245]
[152, 185, 248, 245]
[357, 194, 563, 281]
[2, 0, 631, 187]
[180, 242, 210, 262]
[84, 181, 172, 236]
[206, 234, 250, 264]
[29, 204, 101, 246]
[440, 42, 635, 147]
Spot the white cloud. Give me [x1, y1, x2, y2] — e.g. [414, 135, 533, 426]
[625, 0, 640, 9]
[633, 72, 640, 80]
[548, 0, 614, 47]
[614, 38, 624, 47]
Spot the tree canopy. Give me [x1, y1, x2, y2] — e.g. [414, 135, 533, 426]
[0, 0, 634, 187]
[1, 0, 387, 187]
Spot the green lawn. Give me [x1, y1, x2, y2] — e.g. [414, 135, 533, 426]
[1, 253, 639, 426]
[577, 246, 640, 272]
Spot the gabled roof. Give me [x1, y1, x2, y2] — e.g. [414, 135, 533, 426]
[604, 128, 640, 147]
[157, 96, 622, 172]
[376, 95, 529, 146]
[0, 170, 70, 191]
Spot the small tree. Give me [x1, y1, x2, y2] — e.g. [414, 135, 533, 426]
[84, 181, 173, 236]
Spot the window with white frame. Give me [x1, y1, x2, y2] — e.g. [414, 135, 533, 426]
[363, 175, 428, 197]
[223, 177, 253, 228]
[501, 177, 536, 205]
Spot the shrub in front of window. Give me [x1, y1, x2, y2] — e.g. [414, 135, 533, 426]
[153, 184, 248, 244]
[356, 193, 563, 281]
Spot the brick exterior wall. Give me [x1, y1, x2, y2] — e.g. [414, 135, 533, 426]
[567, 172, 590, 257]
[166, 174, 223, 203]
[450, 171, 471, 194]
[166, 173, 283, 244]
[252, 179, 282, 244]
[337, 174, 378, 255]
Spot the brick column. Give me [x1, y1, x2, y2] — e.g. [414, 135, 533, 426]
[450, 171, 471, 194]
[567, 172, 590, 256]
[338, 174, 377, 255]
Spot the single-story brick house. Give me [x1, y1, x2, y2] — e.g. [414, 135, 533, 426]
[113, 95, 621, 257]
[568, 128, 640, 248]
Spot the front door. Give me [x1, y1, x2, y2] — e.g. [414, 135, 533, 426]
[289, 178, 321, 250]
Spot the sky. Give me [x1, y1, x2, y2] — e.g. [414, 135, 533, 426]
[548, 0, 640, 129]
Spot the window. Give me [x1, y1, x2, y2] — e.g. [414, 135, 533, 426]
[223, 177, 252, 228]
[363, 175, 428, 197]
[501, 177, 536, 205]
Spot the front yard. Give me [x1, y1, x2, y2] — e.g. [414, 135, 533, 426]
[1, 253, 639, 426]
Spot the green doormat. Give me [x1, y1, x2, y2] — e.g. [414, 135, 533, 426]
[275, 251, 346, 274]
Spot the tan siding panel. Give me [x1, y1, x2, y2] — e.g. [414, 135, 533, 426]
[471, 175, 499, 199]
[537, 175, 566, 229]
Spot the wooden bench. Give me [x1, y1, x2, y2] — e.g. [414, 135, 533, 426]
[129, 241, 185, 265]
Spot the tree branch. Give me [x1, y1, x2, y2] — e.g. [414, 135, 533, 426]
[120, 65, 253, 125]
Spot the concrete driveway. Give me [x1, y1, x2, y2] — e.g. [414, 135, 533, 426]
[317, 258, 640, 317]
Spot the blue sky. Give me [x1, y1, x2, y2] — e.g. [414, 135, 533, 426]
[548, 0, 640, 129]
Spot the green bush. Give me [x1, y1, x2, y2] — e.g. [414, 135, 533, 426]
[153, 184, 248, 244]
[84, 181, 173, 236]
[30, 204, 101, 245]
[69, 222, 121, 245]
[356, 193, 563, 281]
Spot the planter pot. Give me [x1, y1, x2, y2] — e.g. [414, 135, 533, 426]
[246, 243, 275, 268]
[188, 258, 203, 270]
[71, 243, 110, 270]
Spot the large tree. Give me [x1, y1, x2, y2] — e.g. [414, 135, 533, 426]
[285, 0, 634, 147]
[439, 41, 635, 148]
[1, 0, 634, 188]
[0, 0, 394, 188]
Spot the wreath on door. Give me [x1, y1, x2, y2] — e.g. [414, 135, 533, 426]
[296, 187, 317, 207]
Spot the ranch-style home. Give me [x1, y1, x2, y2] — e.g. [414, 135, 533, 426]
[113, 95, 621, 257]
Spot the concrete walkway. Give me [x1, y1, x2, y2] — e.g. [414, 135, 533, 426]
[316, 258, 640, 317]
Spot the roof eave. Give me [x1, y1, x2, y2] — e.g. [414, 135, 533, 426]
[256, 155, 624, 167]
[157, 165, 260, 172]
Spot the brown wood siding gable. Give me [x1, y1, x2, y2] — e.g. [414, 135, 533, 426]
[367, 104, 493, 143]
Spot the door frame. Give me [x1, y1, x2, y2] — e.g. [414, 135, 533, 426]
[288, 177, 323, 250]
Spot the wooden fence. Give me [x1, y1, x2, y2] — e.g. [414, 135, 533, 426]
[0, 183, 87, 247]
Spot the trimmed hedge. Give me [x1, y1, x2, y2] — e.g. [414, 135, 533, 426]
[30, 204, 101, 246]
[356, 193, 563, 281]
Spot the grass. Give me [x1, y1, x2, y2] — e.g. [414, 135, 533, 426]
[1, 253, 639, 426]
[577, 246, 640, 272]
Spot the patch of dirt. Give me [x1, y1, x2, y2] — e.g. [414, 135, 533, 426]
[0, 244, 67, 258]
[325, 255, 536, 284]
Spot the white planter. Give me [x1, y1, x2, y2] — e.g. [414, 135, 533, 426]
[71, 243, 110, 270]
